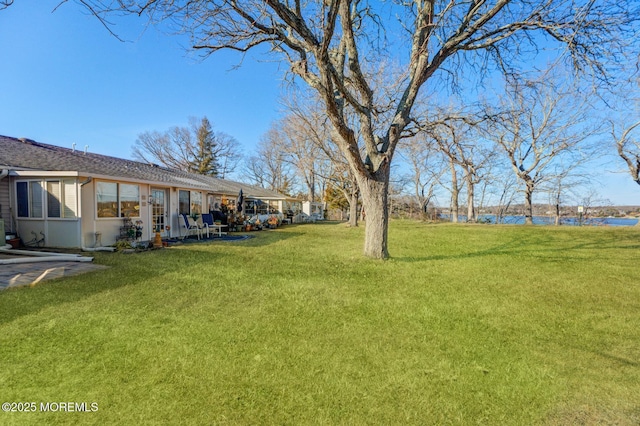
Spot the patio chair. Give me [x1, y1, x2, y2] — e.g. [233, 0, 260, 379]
[196, 214, 210, 239]
[201, 213, 228, 237]
[181, 214, 201, 240]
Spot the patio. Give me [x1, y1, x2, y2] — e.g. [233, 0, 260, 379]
[0, 257, 108, 290]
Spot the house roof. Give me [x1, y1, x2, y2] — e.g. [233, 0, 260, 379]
[0, 135, 286, 199]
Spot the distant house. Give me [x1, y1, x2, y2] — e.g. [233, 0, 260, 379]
[0, 136, 292, 248]
[302, 201, 325, 220]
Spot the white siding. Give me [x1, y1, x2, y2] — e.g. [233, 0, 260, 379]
[0, 177, 9, 233]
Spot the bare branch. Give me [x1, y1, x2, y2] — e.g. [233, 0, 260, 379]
[613, 120, 640, 185]
[483, 77, 598, 223]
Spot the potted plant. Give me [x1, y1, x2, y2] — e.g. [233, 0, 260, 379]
[6, 234, 20, 249]
[267, 215, 279, 228]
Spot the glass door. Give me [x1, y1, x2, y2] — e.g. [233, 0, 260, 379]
[151, 188, 168, 236]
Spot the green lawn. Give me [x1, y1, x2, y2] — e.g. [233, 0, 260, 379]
[1, 221, 639, 425]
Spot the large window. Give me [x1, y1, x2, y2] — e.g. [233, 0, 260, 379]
[190, 191, 202, 214]
[16, 181, 43, 218]
[178, 190, 203, 215]
[221, 196, 236, 211]
[47, 179, 77, 218]
[97, 181, 140, 218]
[17, 180, 77, 219]
[268, 200, 280, 214]
[120, 184, 140, 218]
[97, 182, 118, 218]
[179, 190, 190, 215]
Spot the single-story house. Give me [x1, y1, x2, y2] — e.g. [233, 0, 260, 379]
[0, 135, 297, 248]
[302, 201, 325, 220]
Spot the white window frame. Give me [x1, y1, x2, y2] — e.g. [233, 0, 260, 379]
[46, 179, 78, 219]
[96, 181, 141, 219]
[16, 180, 44, 219]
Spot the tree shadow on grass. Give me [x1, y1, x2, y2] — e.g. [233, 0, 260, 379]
[177, 228, 306, 248]
[0, 245, 242, 326]
[0, 228, 309, 325]
[394, 230, 640, 263]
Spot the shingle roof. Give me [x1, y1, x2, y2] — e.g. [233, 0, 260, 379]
[0, 135, 285, 199]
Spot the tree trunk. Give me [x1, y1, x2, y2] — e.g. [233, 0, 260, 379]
[524, 183, 534, 225]
[466, 178, 475, 223]
[421, 200, 429, 221]
[357, 170, 390, 259]
[450, 162, 459, 223]
[348, 191, 359, 227]
[309, 172, 315, 202]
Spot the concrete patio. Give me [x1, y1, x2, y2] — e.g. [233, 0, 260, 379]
[0, 255, 108, 291]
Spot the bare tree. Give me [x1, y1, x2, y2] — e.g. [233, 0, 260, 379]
[0, 1, 13, 10]
[427, 117, 494, 223]
[281, 91, 362, 226]
[399, 136, 446, 221]
[277, 103, 332, 203]
[483, 163, 519, 224]
[133, 127, 192, 170]
[241, 156, 270, 190]
[613, 120, 640, 186]
[447, 156, 464, 223]
[213, 133, 243, 179]
[475, 158, 519, 225]
[281, 122, 323, 202]
[578, 188, 611, 225]
[132, 117, 240, 177]
[547, 169, 574, 226]
[73, 0, 638, 258]
[486, 81, 596, 224]
[543, 164, 589, 226]
[242, 125, 295, 194]
[606, 68, 639, 217]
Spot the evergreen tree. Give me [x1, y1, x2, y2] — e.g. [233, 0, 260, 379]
[192, 117, 219, 176]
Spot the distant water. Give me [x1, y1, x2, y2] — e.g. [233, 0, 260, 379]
[441, 214, 639, 227]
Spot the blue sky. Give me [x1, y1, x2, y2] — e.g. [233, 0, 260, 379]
[1, 1, 639, 205]
[0, 0, 283, 158]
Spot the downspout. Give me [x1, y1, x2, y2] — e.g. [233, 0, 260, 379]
[0, 246, 95, 263]
[79, 177, 92, 249]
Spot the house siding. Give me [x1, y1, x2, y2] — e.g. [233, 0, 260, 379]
[0, 176, 9, 234]
[80, 177, 96, 247]
[83, 178, 153, 247]
[9, 175, 82, 248]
